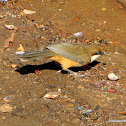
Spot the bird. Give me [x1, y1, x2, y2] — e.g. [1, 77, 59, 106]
[16, 43, 105, 77]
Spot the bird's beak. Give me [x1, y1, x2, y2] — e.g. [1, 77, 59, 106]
[91, 51, 107, 63]
[102, 51, 109, 55]
[91, 54, 101, 62]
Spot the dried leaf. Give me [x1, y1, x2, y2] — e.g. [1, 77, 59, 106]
[11, 64, 17, 69]
[118, 111, 126, 115]
[3, 33, 15, 50]
[23, 9, 36, 14]
[17, 44, 25, 51]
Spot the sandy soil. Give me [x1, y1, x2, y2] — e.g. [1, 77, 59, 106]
[0, 0, 126, 126]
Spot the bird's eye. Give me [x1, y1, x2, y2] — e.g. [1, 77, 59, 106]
[96, 51, 101, 54]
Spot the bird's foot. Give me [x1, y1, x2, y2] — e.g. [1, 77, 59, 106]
[57, 70, 62, 73]
[67, 69, 85, 77]
[57, 69, 85, 77]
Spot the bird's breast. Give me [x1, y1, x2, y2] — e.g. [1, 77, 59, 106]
[50, 55, 81, 70]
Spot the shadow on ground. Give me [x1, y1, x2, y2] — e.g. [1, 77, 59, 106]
[15, 61, 102, 74]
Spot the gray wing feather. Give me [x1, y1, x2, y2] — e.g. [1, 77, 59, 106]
[17, 49, 56, 60]
[47, 43, 90, 64]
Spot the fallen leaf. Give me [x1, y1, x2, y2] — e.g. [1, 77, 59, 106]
[17, 44, 25, 51]
[6, 65, 10, 68]
[108, 89, 115, 92]
[11, 64, 17, 69]
[34, 22, 44, 29]
[35, 70, 41, 75]
[3, 33, 15, 50]
[61, 98, 72, 102]
[3, 95, 15, 102]
[23, 9, 36, 14]
[118, 111, 126, 115]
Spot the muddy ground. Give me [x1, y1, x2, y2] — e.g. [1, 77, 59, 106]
[0, 0, 126, 126]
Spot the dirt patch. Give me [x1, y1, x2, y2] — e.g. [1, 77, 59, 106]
[116, 0, 126, 7]
[0, 0, 126, 126]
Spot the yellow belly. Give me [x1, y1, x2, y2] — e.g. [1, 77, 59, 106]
[50, 55, 81, 70]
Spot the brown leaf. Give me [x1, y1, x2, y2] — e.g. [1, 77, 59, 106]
[17, 44, 25, 51]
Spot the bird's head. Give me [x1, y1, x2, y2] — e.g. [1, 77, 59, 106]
[89, 46, 105, 62]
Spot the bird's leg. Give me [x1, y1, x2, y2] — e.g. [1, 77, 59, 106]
[57, 70, 62, 73]
[66, 69, 85, 77]
[82, 65, 87, 70]
[87, 63, 106, 70]
[57, 69, 85, 77]
[84, 65, 97, 70]
[86, 65, 95, 69]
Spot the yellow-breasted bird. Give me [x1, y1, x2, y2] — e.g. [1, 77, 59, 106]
[16, 43, 105, 76]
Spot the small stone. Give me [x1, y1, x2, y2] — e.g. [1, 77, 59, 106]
[3, 95, 15, 102]
[11, 64, 17, 69]
[73, 32, 83, 37]
[102, 8, 106, 11]
[108, 73, 119, 81]
[0, 104, 13, 113]
[5, 24, 15, 30]
[44, 89, 61, 99]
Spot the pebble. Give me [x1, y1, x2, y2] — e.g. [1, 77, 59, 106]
[108, 73, 119, 81]
[108, 89, 115, 92]
[102, 8, 106, 11]
[103, 21, 107, 23]
[0, 104, 13, 113]
[0, 15, 6, 19]
[2, 0, 7, 2]
[83, 109, 93, 115]
[5, 24, 15, 30]
[114, 52, 120, 54]
[96, 29, 100, 32]
[73, 32, 83, 37]
[3, 95, 15, 102]
[44, 89, 61, 99]
[11, 64, 17, 69]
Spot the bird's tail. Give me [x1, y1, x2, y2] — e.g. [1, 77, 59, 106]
[16, 49, 56, 62]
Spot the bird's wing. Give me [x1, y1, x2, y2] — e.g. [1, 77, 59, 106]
[47, 43, 90, 65]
